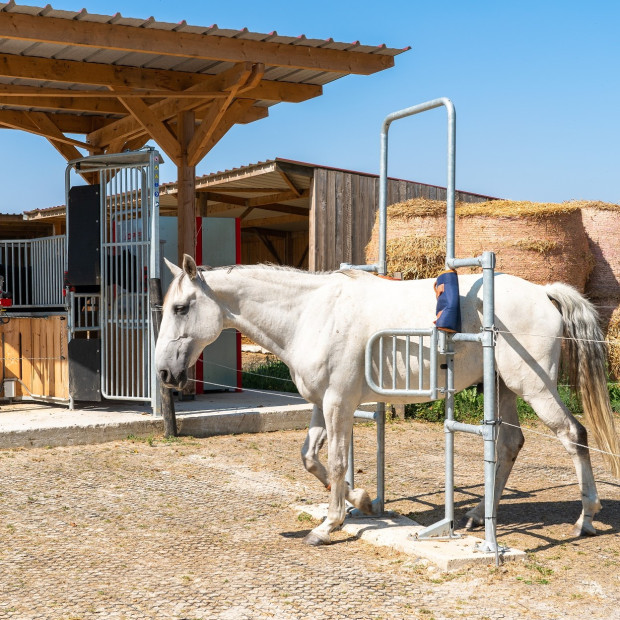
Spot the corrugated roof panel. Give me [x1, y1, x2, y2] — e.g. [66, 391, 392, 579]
[0, 2, 408, 63]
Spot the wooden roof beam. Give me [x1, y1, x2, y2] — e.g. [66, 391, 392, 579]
[239, 214, 308, 228]
[187, 64, 263, 167]
[0, 12, 395, 75]
[0, 92, 126, 115]
[0, 52, 205, 90]
[87, 62, 255, 148]
[0, 55, 323, 102]
[185, 99, 261, 165]
[0, 108, 94, 151]
[198, 187, 295, 194]
[113, 92, 181, 165]
[106, 103, 268, 155]
[26, 112, 98, 183]
[203, 189, 308, 207]
[0, 110, 107, 134]
[277, 165, 302, 196]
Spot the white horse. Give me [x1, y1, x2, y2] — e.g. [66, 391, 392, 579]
[155, 255, 620, 545]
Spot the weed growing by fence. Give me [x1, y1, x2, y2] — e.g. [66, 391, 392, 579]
[241, 360, 620, 422]
[405, 382, 620, 423]
[242, 358, 298, 393]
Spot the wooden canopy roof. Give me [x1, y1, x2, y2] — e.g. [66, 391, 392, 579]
[0, 2, 407, 168]
[0, 2, 407, 260]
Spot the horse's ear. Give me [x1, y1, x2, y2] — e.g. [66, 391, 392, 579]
[164, 257, 182, 278]
[182, 254, 198, 280]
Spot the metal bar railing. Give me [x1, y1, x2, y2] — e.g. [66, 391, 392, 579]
[365, 328, 438, 399]
[0, 236, 65, 308]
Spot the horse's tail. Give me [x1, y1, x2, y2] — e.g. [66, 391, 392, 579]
[545, 282, 620, 477]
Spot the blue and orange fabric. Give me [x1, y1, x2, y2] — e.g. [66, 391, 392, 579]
[434, 269, 461, 333]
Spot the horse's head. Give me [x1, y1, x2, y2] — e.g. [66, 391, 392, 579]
[155, 254, 224, 389]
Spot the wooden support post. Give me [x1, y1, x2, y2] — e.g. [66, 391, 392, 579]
[177, 110, 196, 266]
[176, 110, 197, 395]
[149, 278, 177, 438]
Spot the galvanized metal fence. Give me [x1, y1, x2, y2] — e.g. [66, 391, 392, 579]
[0, 236, 65, 308]
[66, 149, 161, 408]
[343, 99, 500, 559]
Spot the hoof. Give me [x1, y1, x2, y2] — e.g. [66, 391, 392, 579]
[359, 495, 373, 516]
[572, 522, 597, 537]
[303, 531, 330, 546]
[462, 516, 483, 531]
[348, 488, 373, 515]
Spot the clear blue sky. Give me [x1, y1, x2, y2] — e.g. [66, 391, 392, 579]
[1, 0, 619, 214]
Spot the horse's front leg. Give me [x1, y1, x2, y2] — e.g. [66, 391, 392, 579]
[301, 405, 373, 520]
[301, 405, 329, 487]
[304, 398, 356, 546]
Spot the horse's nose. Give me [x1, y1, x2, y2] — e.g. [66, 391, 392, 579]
[159, 369, 171, 385]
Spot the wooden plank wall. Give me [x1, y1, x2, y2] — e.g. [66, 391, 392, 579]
[310, 169, 491, 272]
[0, 316, 69, 400]
[241, 230, 309, 268]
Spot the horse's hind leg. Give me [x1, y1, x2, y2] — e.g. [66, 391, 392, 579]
[465, 377, 524, 529]
[301, 405, 372, 519]
[522, 389, 601, 535]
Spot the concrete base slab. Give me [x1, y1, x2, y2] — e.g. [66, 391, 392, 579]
[0, 392, 314, 449]
[295, 503, 526, 571]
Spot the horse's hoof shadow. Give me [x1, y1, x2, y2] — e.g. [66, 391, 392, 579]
[303, 531, 330, 546]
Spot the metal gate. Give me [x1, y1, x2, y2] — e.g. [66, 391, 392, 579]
[342, 99, 500, 557]
[66, 150, 161, 408]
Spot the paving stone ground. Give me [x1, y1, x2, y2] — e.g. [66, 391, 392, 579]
[0, 418, 619, 619]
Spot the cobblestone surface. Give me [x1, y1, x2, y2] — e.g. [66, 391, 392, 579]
[0, 418, 618, 619]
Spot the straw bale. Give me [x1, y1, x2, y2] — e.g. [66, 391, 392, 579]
[607, 306, 620, 381]
[386, 236, 446, 280]
[366, 198, 595, 289]
[581, 206, 620, 301]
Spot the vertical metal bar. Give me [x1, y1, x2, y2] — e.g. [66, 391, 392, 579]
[16, 242, 22, 306]
[444, 341, 455, 532]
[429, 328, 438, 401]
[150, 151, 161, 411]
[378, 336, 384, 390]
[391, 336, 397, 390]
[378, 122, 389, 277]
[130, 166, 136, 398]
[102, 169, 107, 395]
[375, 402, 385, 514]
[418, 336, 424, 391]
[445, 102, 456, 266]
[481, 251, 498, 554]
[346, 430, 354, 489]
[113, 168, 119, 398]
[405, 335, 410, 391]
[121, 166, 127, 398]
[68, 290, 75, 409]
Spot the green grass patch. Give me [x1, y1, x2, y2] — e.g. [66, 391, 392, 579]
[242, 358, 299, 394]
[241, 359, 620, 422]
[405, 382, 619, 424]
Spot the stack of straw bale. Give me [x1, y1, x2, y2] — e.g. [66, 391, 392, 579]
[580, 202, 620, 330]
[366, 197, 620, 377]
[607, 307, 620, 380]
[365, 199, 595, 291]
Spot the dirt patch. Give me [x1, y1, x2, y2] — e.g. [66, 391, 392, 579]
[0, 419, 618, 619]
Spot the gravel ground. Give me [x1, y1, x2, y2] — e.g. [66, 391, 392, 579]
[0, 418, 618, 619]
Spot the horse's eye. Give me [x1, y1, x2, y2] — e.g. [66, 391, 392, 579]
[174, 304, 189, 316]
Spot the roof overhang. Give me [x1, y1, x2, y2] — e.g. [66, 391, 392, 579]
[0, 3, 408, 174]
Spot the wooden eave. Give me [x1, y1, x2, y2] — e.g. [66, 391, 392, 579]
[0, 3, 408, 174]
[158, 159, 314, 229]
